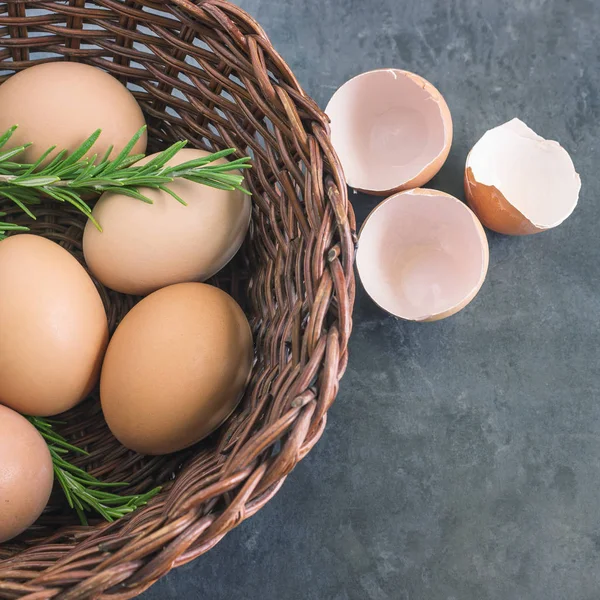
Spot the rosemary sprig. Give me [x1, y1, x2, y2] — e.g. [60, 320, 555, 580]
[0, 125, 252, 237]
[29, 416, 161, 525]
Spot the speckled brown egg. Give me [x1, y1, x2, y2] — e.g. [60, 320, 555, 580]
[0, 404, 54, 543]
[100, 283, 253, 455]
[83, 148, 251, 296]
[0, 62, 146, 163]
[0, 234, 109, 416]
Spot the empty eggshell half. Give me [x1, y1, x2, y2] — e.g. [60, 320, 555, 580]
[357, 189, 489, 321]
[325, 69, 453, 195]
[465, 118, 581, 235]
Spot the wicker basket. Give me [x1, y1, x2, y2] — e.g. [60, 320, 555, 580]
[0, 1, 355, 598]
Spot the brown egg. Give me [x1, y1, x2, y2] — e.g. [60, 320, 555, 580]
[83, 148, 252, 296]
[465, 119, 581, 235]
[356, 189, 489, 322]
[325, 69, 453, 195]
[0, 404, 54, 543]
[100, 283, 253, 455]
[0, 62, 146, 163]
[0, 235, 108, 416]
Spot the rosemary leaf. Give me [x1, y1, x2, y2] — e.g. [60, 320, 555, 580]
[158, 184, 187, 206]
[0, 125, 18, 148]
[56, 129, 101, 170]
[0, 189, 38, 219]
[22, 145, 58, 175]
[102, 186, 154, 203]
[100, 126, 147, 174]
[0, 145, 32, 164]
[137, 139, 187, 172]
[0, 211, 28, 240]
[12, 175, 60, 187]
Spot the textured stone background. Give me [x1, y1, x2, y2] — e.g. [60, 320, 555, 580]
[144, 1, 600, 598]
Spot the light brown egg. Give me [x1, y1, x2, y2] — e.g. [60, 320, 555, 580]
[465, 118, 581, 235]
[83, 148, 252, 296]
[100, 283, 253, 455]
[0, 404, 54, 543]
[325, 69, 453, 195]
[0, 235, 108, 416]
[357, 189, 489, 322]
[0, 62, 146, 163]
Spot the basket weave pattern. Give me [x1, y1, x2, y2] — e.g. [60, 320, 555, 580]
[0, 1, 355, 598]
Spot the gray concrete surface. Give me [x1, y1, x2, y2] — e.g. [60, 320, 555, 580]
[143, 1, 600, 598]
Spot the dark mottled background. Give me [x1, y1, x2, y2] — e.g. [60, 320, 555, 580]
[144, 0, 600, 598]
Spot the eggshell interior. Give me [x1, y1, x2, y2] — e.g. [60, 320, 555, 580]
[357, 189, 489, 321]
[325, 69, 452, 194]
[466, 118, 581, 233]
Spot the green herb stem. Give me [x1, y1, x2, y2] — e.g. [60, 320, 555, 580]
[29, 416, 161, 525]
[0, 125, 252, 237]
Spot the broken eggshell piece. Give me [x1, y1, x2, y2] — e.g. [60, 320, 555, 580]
[325, 69, 453, 195]
[465, 118, 581, 235]
[357, 189, 489, 322]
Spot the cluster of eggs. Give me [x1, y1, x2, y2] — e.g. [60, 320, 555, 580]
[0, 63, 254, 542]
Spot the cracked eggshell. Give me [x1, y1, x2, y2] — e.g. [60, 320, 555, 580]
[357, 189, 489, 322]
[465, 118, 581, 235]
[325, 69, 453, 195]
